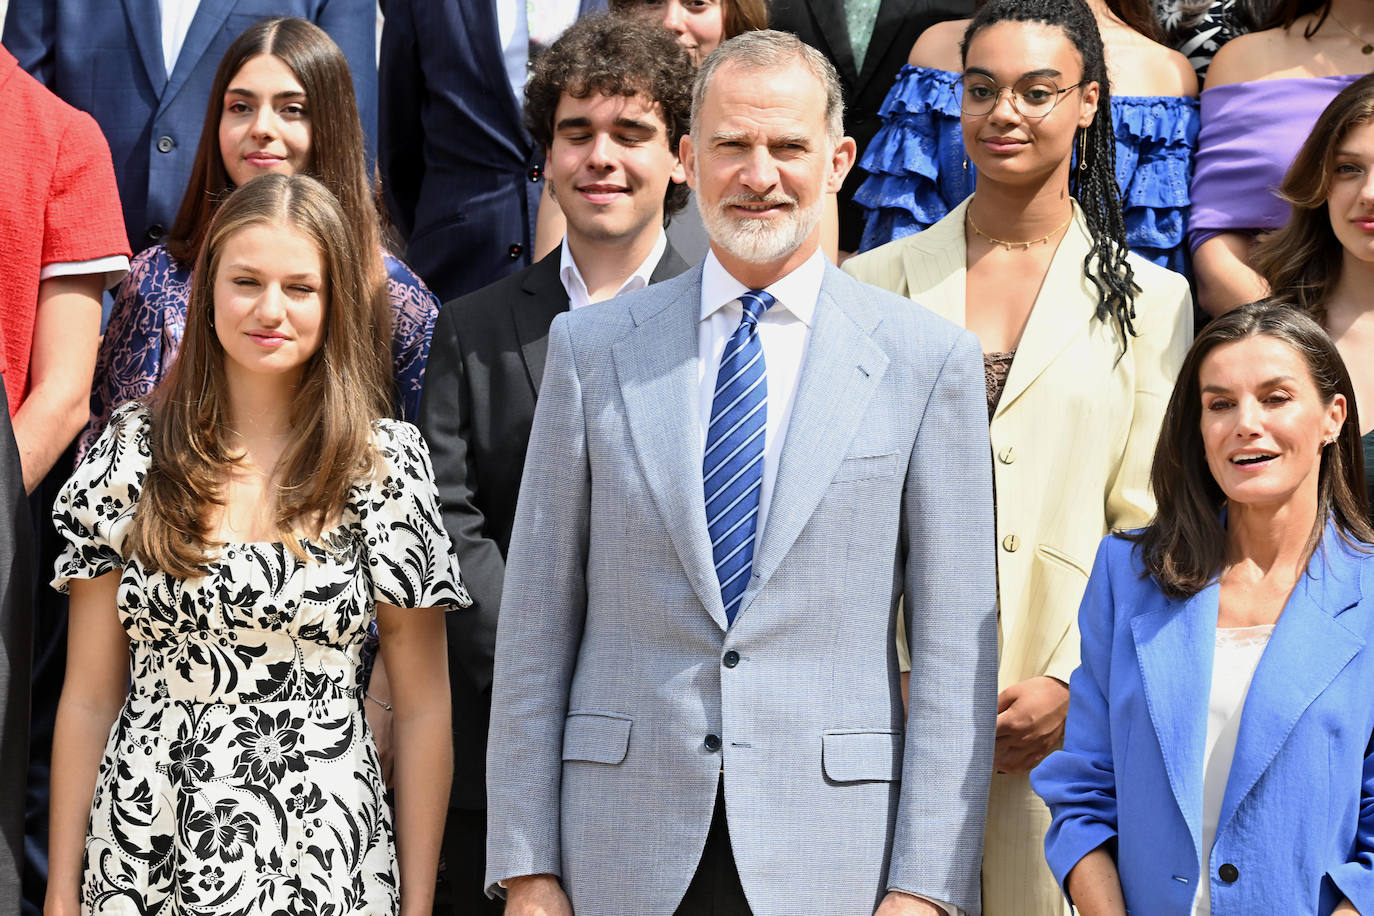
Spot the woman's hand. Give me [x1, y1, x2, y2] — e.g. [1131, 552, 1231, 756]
[995, 675, 1070, 773]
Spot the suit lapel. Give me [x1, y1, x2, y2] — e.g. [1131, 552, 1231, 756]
[899, 200, 969, 326]
[123, 0, 168, 97]
[1216, 536, 1365, 834]
[993, 205, 1095, 419]
[514, 255, 570, 394]
[857, 0, 907, 89]
[160, 1, 233, 112]
[1131, 587, 1216, 864]
[612, 268, 728, 629]
[803, 0, 859, 85]
[742, 266, 888, 617]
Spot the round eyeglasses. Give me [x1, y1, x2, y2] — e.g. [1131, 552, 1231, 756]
[959, 75, 1086, 119]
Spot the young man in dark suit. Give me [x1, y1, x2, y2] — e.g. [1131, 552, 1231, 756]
[414, 15, 696, 912]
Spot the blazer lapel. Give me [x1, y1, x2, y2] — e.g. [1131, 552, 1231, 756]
[1131, 587, 1216, 864]
[742, 266, 888, 618]
[612, 268, 728, 629]
[899, 199, 969, 325]
[123, 0, 168, 97]
[857, 0, 907, 89]
[513, 255, 570, 394]
[1216, 535, 1365, 834]
[803, 0, 859, 85]
[993, 205, 1096, 419]
[160, 1, 232, 112]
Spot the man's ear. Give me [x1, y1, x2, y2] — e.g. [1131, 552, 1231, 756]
[680, 134, 698, 191]
[827, 136, 857, 194]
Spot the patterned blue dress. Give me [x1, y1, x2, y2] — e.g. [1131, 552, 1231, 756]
[853, 66, 1200, 273]
[79, 245, 439, 463]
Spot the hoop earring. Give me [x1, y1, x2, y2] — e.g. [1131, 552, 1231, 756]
[1077, 130, 1087, 172]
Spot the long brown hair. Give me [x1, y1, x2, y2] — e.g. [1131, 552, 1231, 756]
[127, 175, 392, 577]
[1126, 301, 1372, 598]
[166, 16, 383, 292]
[1254, 74, 1374, 323]
[607, 0, 767, 43]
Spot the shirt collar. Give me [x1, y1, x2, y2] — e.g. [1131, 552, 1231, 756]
[699, 247, 825, 326]
[559, 230, 668, 310]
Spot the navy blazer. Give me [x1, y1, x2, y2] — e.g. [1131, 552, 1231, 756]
[2, 0, 377, 252]
[1033, 531, 1374, 915]
[378, 0, 602, 303]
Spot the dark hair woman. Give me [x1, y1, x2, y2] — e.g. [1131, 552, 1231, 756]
[1255, 73, 1374, 511]
[845, 0, 1194, 911]
[79, 17, 441, 461]
[1035, 301, 1374, 916]
[46, 174, 467, 916]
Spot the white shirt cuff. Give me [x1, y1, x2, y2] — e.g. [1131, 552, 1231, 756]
[40, 254, 130, 290]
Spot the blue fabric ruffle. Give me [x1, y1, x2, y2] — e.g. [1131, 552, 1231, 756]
[855, 65, 1200, 273]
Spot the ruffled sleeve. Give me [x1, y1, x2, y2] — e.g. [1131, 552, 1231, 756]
[854, 66, 975, 252]
[1112, 95, 1199, 273]
[51, 401, 152, 592]
[358, 419, 470, 610]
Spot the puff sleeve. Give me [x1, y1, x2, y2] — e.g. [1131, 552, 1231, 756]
[359, 419, 470, 611]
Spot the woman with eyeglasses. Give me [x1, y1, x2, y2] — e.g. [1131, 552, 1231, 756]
[854, 0, 1198, 272]
[845, 0, 1192, 912]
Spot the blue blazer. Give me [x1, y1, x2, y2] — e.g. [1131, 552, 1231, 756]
[2, 0, 377, 252]
[1033, 531, 1374, 915]
[378, 0, 601, 303]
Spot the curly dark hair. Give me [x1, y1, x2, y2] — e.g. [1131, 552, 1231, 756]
[524, 13, 695, 217]
[962, 0, 1140, 355]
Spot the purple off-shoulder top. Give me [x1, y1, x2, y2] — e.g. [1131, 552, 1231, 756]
[1189, 73, 1362, 251]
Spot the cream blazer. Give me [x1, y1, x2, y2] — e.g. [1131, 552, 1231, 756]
[845, 198, 1193, 690]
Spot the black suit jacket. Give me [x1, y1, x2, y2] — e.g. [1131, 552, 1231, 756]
[767, 0, 972, 251]
[418, 243, 691, 809]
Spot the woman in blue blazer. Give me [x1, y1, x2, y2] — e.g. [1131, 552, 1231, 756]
[1033, 301, 1374, 915]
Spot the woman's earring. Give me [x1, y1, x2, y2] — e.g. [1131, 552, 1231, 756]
[962, 154, 968, 171]
[1077, 130, 1087, 172]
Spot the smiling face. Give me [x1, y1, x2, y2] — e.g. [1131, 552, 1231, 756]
[1198, 335, 1346, 512]
[547, 88, 685, 249]
[959, 21, 1098, 187]
[682, 57, 854, 282]
[628, 0, 725, 65]
[218, 54, 312, 188]
[214, 221, 326, 390]
[1327, 119, 1374, 267]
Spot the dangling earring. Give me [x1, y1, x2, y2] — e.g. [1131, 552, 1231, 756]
[963, 153, 968, 171]
[1077, 130, 1087, 172]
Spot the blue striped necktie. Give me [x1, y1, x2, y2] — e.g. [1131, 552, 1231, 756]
[704, 289, 775, 624]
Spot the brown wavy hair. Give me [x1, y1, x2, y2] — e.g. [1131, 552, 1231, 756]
[127, 175, 392, 577]
[608, 0, 768, 41]
[1254, 74, 1374, 324]
[166, 16, 383, 298]
[1125, 301, 1372, 598]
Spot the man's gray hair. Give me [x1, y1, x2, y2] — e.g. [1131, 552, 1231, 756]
[692, 30, 845, 146]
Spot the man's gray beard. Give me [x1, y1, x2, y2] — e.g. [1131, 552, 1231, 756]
[698, 192, 824, 263]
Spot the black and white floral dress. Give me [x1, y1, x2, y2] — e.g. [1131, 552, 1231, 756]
[52, 403, 469, 915]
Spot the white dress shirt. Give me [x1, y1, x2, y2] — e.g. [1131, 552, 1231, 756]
[558, 231, 667, 311]
[697, 248, 963, 916]
[157, 0, 200, 75]
[496, 0, 581, 111]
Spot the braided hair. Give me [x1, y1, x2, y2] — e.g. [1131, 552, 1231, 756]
[962, 0, 1139, 351]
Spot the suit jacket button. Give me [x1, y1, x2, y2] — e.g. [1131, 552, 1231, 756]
[704, 733, 722, 751]
[528, 166, 542, 181]
[507, 243, 524, 259]
[722, 651, 740, 668]
[998, 446, 1016, 464]
[1002, 534, 1020, 552]
[156, 135, 175, 153]
[145, 224, 166, 242]
[1217, 863, 1239, 883]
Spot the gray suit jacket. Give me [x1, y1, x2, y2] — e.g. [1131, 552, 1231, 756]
[485, 262, 999, 915]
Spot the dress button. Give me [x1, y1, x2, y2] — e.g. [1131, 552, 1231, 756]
[156, 135, 175, 153]
[722, 650, 740, 668]
[1002, 534, 1020, 552]
[704, 733, 722, 751]
[1217, 863, 1239, 883]
[998, 446, 1016, 464]
[145, 223, 166, 242]
[528, 165, 542, 182]
[507, 243, 524, 259]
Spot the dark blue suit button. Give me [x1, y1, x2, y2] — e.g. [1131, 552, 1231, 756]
[156, 135, 175, 153]
[1217, 863, 1239, 883]
[528, 166, 542, 181]
[145, 224, 166, 242]
[704, 733, 722, 752]
[722, 651, 740, 668]
[507, 243, 523, 259]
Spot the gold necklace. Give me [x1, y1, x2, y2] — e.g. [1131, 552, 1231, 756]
[1328, 12, 1374, 53]
[966, 209, 1074, 250]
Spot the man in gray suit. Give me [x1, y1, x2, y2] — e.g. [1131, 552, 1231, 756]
[486, 29, 998, 916]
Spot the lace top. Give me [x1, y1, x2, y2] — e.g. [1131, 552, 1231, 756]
[984, 349, 1015, 418]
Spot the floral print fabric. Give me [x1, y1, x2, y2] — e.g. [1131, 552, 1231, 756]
[53, 404, 468, 914]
